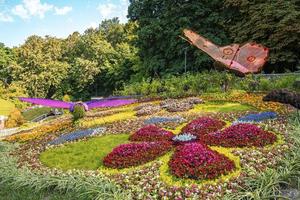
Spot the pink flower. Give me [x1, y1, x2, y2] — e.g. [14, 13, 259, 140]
[103, 117, 277, 180]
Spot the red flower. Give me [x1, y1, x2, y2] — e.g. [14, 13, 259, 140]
[129, 125, 175, 142]
[203, 123, 277, 147]
[181, 117, 226, 138]
[102, 117, 277, 180]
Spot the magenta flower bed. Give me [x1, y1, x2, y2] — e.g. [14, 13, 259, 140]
[203, 123, 277, 147]
[181, 117, 226, 138]
[103, 141, 172, 169]
[129, 125, 175, 142]
[169, 143, 235, 179]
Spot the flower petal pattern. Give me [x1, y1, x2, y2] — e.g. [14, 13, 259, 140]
[129, 125, 175, 142]
[103, 141, 172, 169]
[181, 117, 226, 138]
[103, 116, 277, 181]
[169, 143, 235, 179]
[203, 123, 277, 147]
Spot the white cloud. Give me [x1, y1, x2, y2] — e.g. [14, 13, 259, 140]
[54, 6, 72, 15]
[12, 0, 72, 20]
[24, 0, 53, 18]
[12, 4, 30, 19]
[0, 12, 13, 22]
[97, 0, 129, 23]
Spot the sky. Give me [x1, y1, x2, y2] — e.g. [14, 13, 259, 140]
[0, 0, 129, 47]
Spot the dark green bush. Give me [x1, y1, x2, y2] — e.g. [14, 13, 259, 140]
[72, 105, 86, 121]
[117, 71, 299, 98]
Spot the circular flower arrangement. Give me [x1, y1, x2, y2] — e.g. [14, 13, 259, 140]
[103, 116, 278, 181]
[172, 133, 197, 145]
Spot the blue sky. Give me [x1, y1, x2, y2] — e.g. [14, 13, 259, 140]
[0, 0, 129, 47]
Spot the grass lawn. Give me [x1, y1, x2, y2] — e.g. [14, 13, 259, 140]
[22, 107, 51, 121]
[0, 99, 15, 116]
[189, 101, 256, 113]
[40, 134, 129, 170]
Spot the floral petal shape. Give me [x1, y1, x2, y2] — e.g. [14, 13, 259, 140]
[103, 141, 172, 169]
[203, 123, 277, 147]
[169, 143, 235, 180]
[181, 117, 226, 138]
[130, 125, 175, 142]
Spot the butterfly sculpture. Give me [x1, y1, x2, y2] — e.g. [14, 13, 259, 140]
[183, 29, 269, 76]
[19, 97, 137, 112]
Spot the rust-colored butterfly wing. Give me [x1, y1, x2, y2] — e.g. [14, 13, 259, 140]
[183, 29, 269, 76]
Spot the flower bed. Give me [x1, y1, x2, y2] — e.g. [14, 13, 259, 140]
[235, 111, 277, 123]
[129, 125, 175, 142]
[181, 117, 226, 137]
[135, 104, 161, 116]
[203, 123, 277, 147]
[48, 127, 106, 145]
[144, 116, 185, 125]
[160, 99, 194, 112]
[5, 120, 71, 142]
[169, 143, 235, 179]
[103, 142, 172, 169]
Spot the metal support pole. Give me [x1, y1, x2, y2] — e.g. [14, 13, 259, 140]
[184, 47, 187, 74]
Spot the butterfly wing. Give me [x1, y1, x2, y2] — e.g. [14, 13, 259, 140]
[234, 43, 269, 73]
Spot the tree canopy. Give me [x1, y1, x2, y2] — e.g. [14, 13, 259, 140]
[0, 1, 299, 100]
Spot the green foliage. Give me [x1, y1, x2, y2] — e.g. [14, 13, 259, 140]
[4, 108, 25, 128]
[0, 184, 81, 200]
[0, 82, 27, 109]
[0, 142, 131, 200]
[40, 134, 129, 170]
[22, 107, 51, 121]
[14, 36, 69, 98]
[72, 105, 86, 121]
[0, 99, 15, 116]
[0, 43, 15, 85]
[224, 0, 300, 72]
[118, 72, 299, 98]
[129, 0, 300, 75]
[128, 0, 231, 77]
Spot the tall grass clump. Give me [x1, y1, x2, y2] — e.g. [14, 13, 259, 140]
[0, 142, 131, 200]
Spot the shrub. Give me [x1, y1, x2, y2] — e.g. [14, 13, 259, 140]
[103, 141, 172, 169]
[130, 125, 175, 142]
[203, 123, 277, 147]
[5, 108, 25, 128]
[181, 117, 226, 138]
[117, 72, 299, 98]
[62, 94, 72, 102]
[72, 105, 86, 121]
[169, 143, 235, 179]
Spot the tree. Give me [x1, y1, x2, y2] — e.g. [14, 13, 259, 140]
[219, 0, 300, 72]
[128, 0, 231, 78]
[0, 43, 15, 85]
[14, 36, 69, 98]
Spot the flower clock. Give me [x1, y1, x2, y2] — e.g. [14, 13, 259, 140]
[103, 117, 277, 185]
